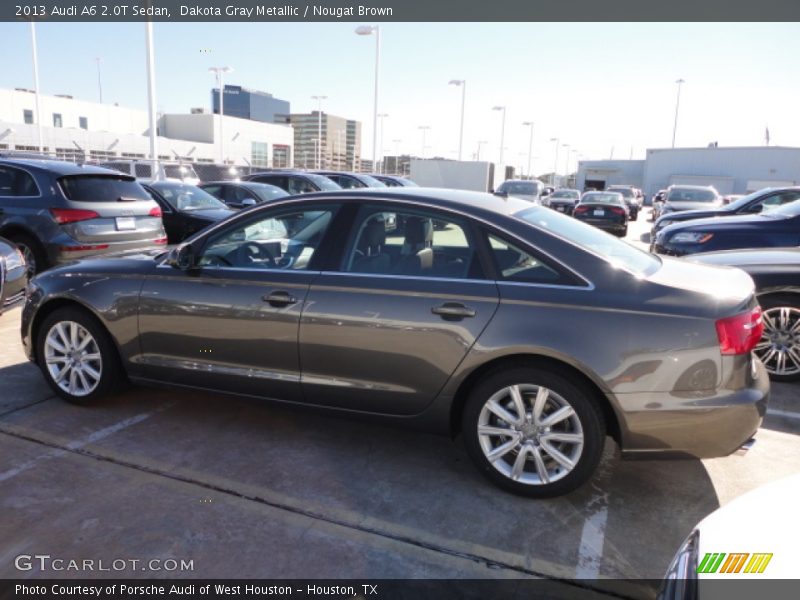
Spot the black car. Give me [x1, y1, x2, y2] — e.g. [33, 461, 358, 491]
[653, 199, 800, 257]
[312, 171, 387, 189]
[606, 186, 640, 220]
[0, 236, 27, 315]
[0, 157, 166, 275]
[545, 189, 581, 215]
[690, 248, 800, 381]
[653, 187, 800, 239]
[573, 191, 629, 237]
[144, 182, 235, 244]
[199, 181, 289, 209]
[242, 170, 342, 195]
[368, 174, 418, 187]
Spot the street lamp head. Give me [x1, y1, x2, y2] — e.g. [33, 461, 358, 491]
[676, 78, 685, 84]
[355, 25, 377, 35]
[550, 137, 559, 142]
[378, 113, 389, 118]
[418, 125, 430, 130]
[522, 121, 533, 126]
[208, 66, 232, 74]
[492, 106, 505, 112]
[448, 79, 464, 86]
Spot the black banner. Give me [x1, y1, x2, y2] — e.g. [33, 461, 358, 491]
[4, 0, 800, 22]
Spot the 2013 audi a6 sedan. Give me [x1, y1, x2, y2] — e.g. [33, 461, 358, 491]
[21, 188, 769, 497]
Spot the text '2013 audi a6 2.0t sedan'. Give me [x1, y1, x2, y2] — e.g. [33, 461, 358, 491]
[21, 188, 769, 497]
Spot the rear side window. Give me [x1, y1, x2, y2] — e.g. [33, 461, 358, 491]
[487, 233, 575, 285]
[60, 176, 152, 202]
[0, 166, 40, 197]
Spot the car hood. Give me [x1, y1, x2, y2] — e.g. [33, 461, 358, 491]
[648, 255, 754, 305]
[664, 201, 722, 212]
[689, 248, 800, 268]
[660, 212, 775, 234]
[183, 208, 236, 221]
[657, 207, 728, 224]
[696, 474, 800, 579]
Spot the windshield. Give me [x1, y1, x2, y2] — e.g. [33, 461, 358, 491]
[356, 174, 388, 188]
[60, 175, 152, 202]
[499, 181, 542, 196]
[252, 184, 289, 203]
[667, 188, 718, 202]
[516, 207, 660, 276]
[581, 193, 624, 204]
[551, 190, 580, 199]
[761, 198, 800, 218]
[305, 173, 342, 191]
[152, 183, 227, 211]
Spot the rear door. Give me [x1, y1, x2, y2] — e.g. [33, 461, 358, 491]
[299, 203, 499, 415]
[58, 175, 163, 244]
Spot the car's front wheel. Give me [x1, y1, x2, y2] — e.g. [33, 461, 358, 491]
[755, 294, 800, 381]
[462, 366, 605, 497]
[36, 307, 124, 404]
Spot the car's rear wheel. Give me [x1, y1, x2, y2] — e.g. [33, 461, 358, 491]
[755, 294, 800, 381]
[36, 307, 123, 404]
[462, 366, 605, 497]
[6, 232, 47, 276]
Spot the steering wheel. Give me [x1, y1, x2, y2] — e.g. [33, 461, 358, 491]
[235, 242, 277, 268]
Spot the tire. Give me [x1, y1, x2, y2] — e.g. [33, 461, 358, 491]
[755, 294, 800, 382]
[36, 306, 125, 404]
[5, 232, 47, 276]
[619, 226, 628, 237]
[462, 366, 606, 498]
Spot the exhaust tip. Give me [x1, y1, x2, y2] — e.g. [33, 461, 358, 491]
[735, 438, 756, 456]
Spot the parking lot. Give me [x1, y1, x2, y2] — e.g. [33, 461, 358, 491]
[1, 208, 798, 593]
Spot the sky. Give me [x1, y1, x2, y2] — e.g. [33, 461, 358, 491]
[1, 21, 798, 174]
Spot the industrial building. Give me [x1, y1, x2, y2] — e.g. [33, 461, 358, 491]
[576, 146, 800, 197]
[0, 87, 294, 167]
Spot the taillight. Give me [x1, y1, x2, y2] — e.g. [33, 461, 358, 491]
[154, 237, 168, 245]
[50, 208, 100, 224]
[715, 306, 764, 355]
[609, 206, 626, 215]
[574, 206, 589, 215]
[149, 206, 163, 218]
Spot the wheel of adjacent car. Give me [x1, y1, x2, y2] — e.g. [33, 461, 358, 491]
[36, 307, 124, 404]
[462, 365, 605, 497]
[755, 294, 800, 381]
[6, 232, 47, 276]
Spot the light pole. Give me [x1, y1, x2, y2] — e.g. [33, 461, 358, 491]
[311, 95, 327, 169]
[672, 78, 685, 148]
[550, 137, 560, 186]
[95, 57, 103, 103]
[29, 23, 43, 152]
[449, 80, 466, 161]
[355, 25, 380, 173]
[562, 143, 570, 176]
[522, 121, 534, 178]
[418, 126, 430, 158]
[492, 106, 506, 165]
[145, 23, 159, 166]
[392, 138, 401, 173]
[209, 66, 232, 164]
[377, 113, 389, 173]
[476, 140, 487, 161]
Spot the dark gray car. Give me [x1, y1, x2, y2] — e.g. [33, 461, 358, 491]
[21, 188, 768, 497]
[0, 157, 166, 274]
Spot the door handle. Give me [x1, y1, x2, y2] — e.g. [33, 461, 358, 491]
[432, 302, 476, 320]
[263, 291, 298, 307]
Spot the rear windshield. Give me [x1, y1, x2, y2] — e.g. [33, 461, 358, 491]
[551, 190, 580, 199]
[60, 175, 152, 202]
[516, 206, 660, 276]
[581, 193, 624, 204]
[667, 188, 717, 202]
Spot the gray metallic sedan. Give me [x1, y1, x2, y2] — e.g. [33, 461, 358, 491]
[20, 188, 769, 497]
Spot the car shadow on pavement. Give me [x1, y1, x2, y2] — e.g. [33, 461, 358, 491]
[0, 383, 723, 581]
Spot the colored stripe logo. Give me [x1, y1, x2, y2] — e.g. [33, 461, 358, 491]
[697, 553, 772, 574]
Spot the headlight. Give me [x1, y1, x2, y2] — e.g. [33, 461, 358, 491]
[4, 247, 25, 271]
[659, 530, 699, 600]
[670, 232, 713, 244]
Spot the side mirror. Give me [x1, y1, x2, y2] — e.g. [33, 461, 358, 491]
[493, 190, 508, 198]
[241, 198, 257, 207]
[541, 189, 551, 197]
[166, 244, 195, 270]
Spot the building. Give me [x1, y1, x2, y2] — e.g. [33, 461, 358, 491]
[211, 84, 290, 124]
[0, 87, 293, 168]
[280, 112, 362, 171]
[576, 146, 800, 196]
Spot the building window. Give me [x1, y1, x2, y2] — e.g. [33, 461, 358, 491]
[79, 117, 88, 130]
[23, 109, 34, 125]
[53, 113, 63, 128]
[273, 144, 290, 169]
[251, 141, 269, 168]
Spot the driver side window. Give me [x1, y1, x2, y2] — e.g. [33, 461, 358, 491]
[196, 205, 338, 271]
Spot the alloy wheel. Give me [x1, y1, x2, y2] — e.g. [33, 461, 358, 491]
[755, 306, 800, 377]
[477, 384, 584, 485]
[44, 321, 103, 397]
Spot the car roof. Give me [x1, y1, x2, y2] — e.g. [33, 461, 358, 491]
[0, 157, 131, 178]
[289, 186, 535, 218]
[668, 184, 716, 190]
